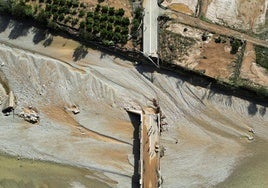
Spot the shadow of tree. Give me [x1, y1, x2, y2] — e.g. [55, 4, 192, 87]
[0, 16, 10, 33]
[32, 28, 48, 45]
[8, 22, 31, 40]
[259, 106, 266, 117]
[100, 52, 106, 59]
[43, 35, 53, 47]
[73, 45, 88, 61]
[248, 102, 258, 116]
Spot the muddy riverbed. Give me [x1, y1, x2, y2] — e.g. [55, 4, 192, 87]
[0, 16, 267, 187]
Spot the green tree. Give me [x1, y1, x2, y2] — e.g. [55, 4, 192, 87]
[108, 7, 115, 15]
[100, 28, 108, 38]
[87, 11, 94, 18]
[95, 4, 101, 12]
[45, 4, 52, 12]
[230, 39, 241, 54]
[100, 14, 108, 21]
[121, 17, 130, 26]
[108, 15, 115, 23]
[113, 32, 122, 42]
[35, 9, 49, 25]
[114, 25, 121, 32]
[79, 21, 86, 29]
[101, 6, 108, 14]
[71, 9, 77, 15]
[71, 0, 79, 7]
[79, 10, 85, 17]
[58, 13, 64, 22]
[107, 23, 113, 31]
[116, 8, 124, 16]
[11, 1, 33, 19]
[71, 18, 79, 26]
[121, 27, 128, 35]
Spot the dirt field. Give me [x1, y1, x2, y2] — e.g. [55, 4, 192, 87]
[161, 22, 238, 81]
[197, 38, 237, 79]
[168, 3, 194, 15]
[240, 42, 268, 87]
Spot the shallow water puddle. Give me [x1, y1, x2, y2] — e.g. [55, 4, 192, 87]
[0, 154, 111, 188]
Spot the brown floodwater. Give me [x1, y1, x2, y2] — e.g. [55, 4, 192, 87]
[216, 138, 268, 188]
[0, 154, 111, 188]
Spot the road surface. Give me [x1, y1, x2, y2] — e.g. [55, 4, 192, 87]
[142, 0, 159, 57]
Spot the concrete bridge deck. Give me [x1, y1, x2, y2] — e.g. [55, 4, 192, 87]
[142, 0, 159, 58]
[125, 107, 161, 188]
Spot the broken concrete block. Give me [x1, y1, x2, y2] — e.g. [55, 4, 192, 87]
[19, 106, 39, 124]
[2, 91, 15, 115]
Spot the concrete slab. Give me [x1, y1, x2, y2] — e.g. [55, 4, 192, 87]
[143, 0, 159, 57]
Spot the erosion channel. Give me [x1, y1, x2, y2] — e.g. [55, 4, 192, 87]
[0, 17, 267, 188]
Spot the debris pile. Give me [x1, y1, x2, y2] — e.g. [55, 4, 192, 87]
[65, 105, 80, 114]
[2, 91, 15, 116]
[19, 106, 39, 124]
[152, 98, 168, 133]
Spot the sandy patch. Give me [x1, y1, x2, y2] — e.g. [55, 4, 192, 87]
[162, 0, 198, 15]
[240, 42, 268, 87]
[168, 3, 194, 15]
[196, 39, 236, 79]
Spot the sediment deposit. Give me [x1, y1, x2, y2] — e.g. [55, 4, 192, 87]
[0, 17, 267, 187]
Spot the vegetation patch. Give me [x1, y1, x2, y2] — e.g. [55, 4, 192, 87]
[255, 45, 268, 70]
[229, 40, 246, 84]
[0, 0, 133, 46]
[159, 29, 196, 63]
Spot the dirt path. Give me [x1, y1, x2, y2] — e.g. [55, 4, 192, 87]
[166, 11, 268, 48]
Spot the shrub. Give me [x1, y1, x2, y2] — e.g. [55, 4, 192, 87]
[230, 38, 242, 54]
